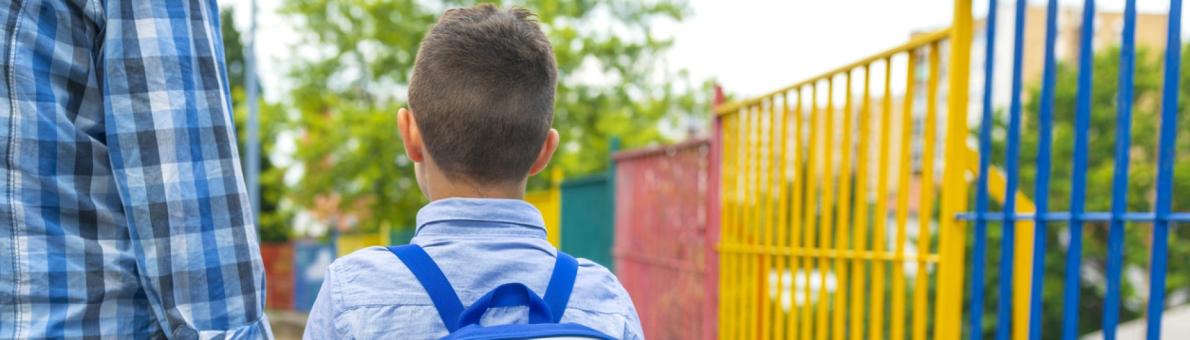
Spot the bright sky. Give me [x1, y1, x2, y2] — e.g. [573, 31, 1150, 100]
[225, 0, 1186, 102]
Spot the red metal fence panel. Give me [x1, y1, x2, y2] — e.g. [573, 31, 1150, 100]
[613, 138, 714, 340]
[260, 242, 294, 310]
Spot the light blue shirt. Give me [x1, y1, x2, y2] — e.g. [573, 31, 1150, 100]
[303, 198, 643, 339]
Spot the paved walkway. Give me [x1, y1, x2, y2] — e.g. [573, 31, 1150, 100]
[1082, 304, 1190, 339]
[267, 310, 308, 340]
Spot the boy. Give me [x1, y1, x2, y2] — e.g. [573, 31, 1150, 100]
[302, 4, 643, 339]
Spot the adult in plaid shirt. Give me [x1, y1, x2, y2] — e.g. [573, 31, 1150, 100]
[0, 0, 271, 338]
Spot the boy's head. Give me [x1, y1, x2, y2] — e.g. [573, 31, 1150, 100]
[399, 4, 559, 199]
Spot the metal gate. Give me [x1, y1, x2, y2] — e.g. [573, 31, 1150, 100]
[713, 0, 1187, 339]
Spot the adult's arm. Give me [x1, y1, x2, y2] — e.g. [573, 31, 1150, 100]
[99, 0, 271, 338]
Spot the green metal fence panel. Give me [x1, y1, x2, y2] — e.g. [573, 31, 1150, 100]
[390, 227, 416, 245]
[560, 173, 615, 270]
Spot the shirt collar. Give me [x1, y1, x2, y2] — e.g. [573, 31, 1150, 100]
[414, 197, 547, 238]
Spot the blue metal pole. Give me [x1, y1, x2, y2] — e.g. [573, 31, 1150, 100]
[1061, 1, 1095, 339]
[997, 1, 1028, 339]
[1103, 1, 1137, 338]
[1146, 0, 1181, 338]
[245, 0, 261, 224]
[970, 0, 999, 338]
[1029, 1, 1059, 339]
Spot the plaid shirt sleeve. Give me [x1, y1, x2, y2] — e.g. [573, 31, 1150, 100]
[100, 0, 270, 338]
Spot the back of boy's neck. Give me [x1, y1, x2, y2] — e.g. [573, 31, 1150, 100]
[426, 180, 525, 201]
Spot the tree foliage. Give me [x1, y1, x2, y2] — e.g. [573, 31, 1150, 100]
[280, 0, 710, 232]
[221, 9, 293, 242]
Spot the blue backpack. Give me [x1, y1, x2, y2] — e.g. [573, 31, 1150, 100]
[387, 245, 616, 340]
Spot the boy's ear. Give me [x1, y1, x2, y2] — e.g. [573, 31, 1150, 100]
[528, 129, 560, 176]
[397, 108, 425, 163]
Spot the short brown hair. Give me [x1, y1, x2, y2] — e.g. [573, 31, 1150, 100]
[408, 4, 557, 184]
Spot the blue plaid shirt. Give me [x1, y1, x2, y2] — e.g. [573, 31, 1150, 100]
[0, 0, 271, 338]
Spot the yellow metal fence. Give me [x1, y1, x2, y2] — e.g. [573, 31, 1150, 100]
[335, 231, 389, 257]
[714, 2, 977, 338]
[524, 168, 564, 247]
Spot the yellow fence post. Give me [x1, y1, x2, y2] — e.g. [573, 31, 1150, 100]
[746, 105, 761, 340]
[870, 58, 895, 340]
[937, 0, 974, 339]
[847, 64, 873, 340]
[912, 41, 942, 340]
[798, 86, 817, 340]
[787, 88, 806, 340]
[830, 72, 856, 340]
[773, 93, 791, 340]
[814, 78, 836, 340]
[759, 99, 773, 340]
[891, 48, 917, 340]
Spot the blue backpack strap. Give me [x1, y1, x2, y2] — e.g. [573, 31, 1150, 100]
[542, 251, 579, 322]
[457, 283, 553, 327]
[387, 245, 465, 332]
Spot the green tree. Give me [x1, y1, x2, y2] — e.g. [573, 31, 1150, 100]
[976, 45, 1190, 338]
[280, 1, 710, 232]
[221, 9, 293, 242]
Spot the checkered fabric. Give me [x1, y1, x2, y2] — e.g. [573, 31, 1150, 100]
[0, 0, 270, 338]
